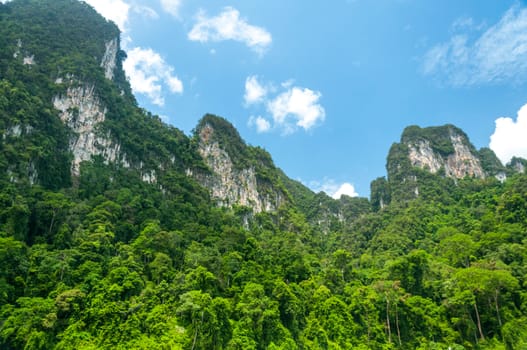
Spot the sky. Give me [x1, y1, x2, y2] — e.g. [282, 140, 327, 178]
[13, 0, 527, 198]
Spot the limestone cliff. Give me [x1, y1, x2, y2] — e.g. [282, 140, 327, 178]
[405, 127, 485, 179]
[101, 38, 118, 80]
[193, 116, 286, 213]
[52, 82, 122, 176]
[381, 124, 503, 204]
[50, 35, 120, 175]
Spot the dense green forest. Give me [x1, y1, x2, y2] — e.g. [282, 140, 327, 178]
[2, 1, 527, 349]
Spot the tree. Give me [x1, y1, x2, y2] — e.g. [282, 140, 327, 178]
[439, 233, 476, 268]
[32, 191, 72, 244]
[449, 265, 519, 342]
[177, 290, 210, 349]
[0, 236, 27, 304]
[388, 250, 429, 296]
[373, 280, 406, 346]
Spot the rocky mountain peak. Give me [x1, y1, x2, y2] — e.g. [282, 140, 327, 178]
[194, 115, 285, 213]
[378, 124, 508, 204]
[403, 125, 485, 179]
[198, 123, 214, 144]
[196, 115, 248, 159]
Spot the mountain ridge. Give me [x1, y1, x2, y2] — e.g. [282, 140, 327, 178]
[2, 0, 522, 207]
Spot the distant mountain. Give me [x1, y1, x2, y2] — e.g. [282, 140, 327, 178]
[371, 124, 525, 206]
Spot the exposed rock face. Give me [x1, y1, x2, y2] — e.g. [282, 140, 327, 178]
[407, 129, 485, 179]
[142, 170, 157, 184]
[13, 39, 35, 64]
[445, 133, 485, 178]
[196, 124, 283, 213]
[28, 161, 37, 185]
[496, 172, 507, 183]
[408, 140, 442, 173]
[510, 158, 526, 174]
[13, 39, 22, 58]
[3, 125, 33, 140]
[6, 125, 22, 137]
[23, 55, 35, 65]
[100, 38, 118, 80]
[53, 83, 120, 175]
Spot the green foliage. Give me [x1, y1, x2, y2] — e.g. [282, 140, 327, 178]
[371, 176, 391, 210]
[0, 79, 71, 189]
[479, 147, 506, 175]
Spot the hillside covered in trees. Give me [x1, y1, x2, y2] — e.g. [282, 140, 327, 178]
[1, 1, 527, 349]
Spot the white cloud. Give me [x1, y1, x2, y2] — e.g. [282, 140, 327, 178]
[422, 6, 527, 86]
[123, 47, 183, 106]
[308, 178, 359, 199]
[83, 0, 130, 32]
[489, 103, 527, 164]
[248, 116, 271, 133]
[267, 87, 325, 133]
[84, 1, 160, 31]
[188, 7, 272, 54]
[160, 0, 182, 18]
[244, 76, 268, 105]
[244, 76, 325, 134]
[133, 5, 159, 19]
[332, 183, 359, 199]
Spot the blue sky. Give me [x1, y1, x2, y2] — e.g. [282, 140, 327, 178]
[78, 0, 527, 197]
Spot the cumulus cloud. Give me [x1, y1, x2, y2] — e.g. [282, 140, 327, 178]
[308, 178, 359, 199]
[248, 116, 271, 133]
[489, 103, 527, 164]
[123, 47, 183, 106]
[422, 6, 527, 86]
[244, 76, 268, 105]
[160, 0, 182, 17]
[244, 76, 325, 134]
[188, 7, 272, 54]
[268, 87, 325, 133]
[332, 183, 359, 199]
[83, 0, 131, 32]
